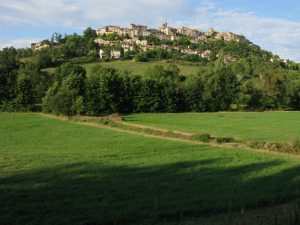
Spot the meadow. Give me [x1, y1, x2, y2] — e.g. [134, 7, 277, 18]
[43, 60, 200, 76]
[1, 113, 300, 225]
[123, 112, 300, 142]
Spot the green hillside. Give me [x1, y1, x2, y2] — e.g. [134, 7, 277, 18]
[43, 60, 200, 76]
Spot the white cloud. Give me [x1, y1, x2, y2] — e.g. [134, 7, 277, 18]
[176, 4, 300, 62]
[0, 0, 188, 28]
[0, 38, 39, 49]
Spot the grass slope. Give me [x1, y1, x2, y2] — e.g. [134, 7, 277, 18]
[1, 113, 300, 225]
[44, 60, 200, 76]
[124, 112, 300, 142]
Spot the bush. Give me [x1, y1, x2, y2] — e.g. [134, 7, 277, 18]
[248, 139, 300, 154]
[291, 140, 300, 151]
[216, 137, 234, 143]
[191, 133, 211, 143]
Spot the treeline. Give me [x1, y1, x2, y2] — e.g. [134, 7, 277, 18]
[1, 47, 300, 115]
[41, 62, 300, 116]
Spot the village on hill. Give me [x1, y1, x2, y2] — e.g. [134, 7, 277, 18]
[31, 23, 247, 62]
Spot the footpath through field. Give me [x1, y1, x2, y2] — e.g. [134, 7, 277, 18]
[39, 113, 300, 157]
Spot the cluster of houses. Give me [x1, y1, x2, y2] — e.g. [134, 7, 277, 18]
[30, 22, 247, 62]
[96, 23, 246, 42]
[95, 23, 247, 60]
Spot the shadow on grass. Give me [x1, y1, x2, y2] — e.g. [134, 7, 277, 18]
[1, 159, 300, 225]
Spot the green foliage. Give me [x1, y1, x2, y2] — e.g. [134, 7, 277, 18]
[86, 66, 124, 113]
[0, 47, 19, 102]
[42, 63, 86, 115]
[64, 34, 89, 58]
[83, 27, 97, 40]
[216, 137, 234, 143]
[183, 74, 204, 112]
[13, 74, 34, 109]
[42, 82, 59, 113]
[248, 139, 300, 153]
[202, 63, 239, 111]
[145, 34, 161, 45]
[31, 50, 54, 68]
[191, 133, 212, 142]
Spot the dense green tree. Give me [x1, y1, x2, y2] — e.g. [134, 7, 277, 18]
[86, 66, 123, 114]
[83, 27, 97, 40]
[203, 64, 239, 111]
[0, 48, 19, 103]
[14, 74, 34, 109]
[65, 34, 88, 57]
[31, 50, 53, 68]
[183, 74, 204, 111]
[42, 64, 86, 115]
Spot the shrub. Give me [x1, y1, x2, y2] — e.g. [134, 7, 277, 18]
[216, 137, 234, 143]
[191, 133, 211, 143]
[291, 140, 300, 152]
[248, 139, 300, 154]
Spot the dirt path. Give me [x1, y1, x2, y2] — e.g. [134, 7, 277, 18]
[108, 115, 194, 136]
[40, 113, 214, 146]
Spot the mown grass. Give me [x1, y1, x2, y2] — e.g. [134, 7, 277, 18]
[43, 60, 200, 76]
[123, 112, 300, 142]
[1, 113, 300, 225]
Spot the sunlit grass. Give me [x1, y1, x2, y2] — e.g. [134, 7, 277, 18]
[124, 112, 300, 142]
[1, 113, 300, 225]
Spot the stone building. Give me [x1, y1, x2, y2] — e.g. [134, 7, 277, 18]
[129, 24, 148, 36]
[97, 25, 121, 35]
[94, 38, 111, 45]
[31, 42, 49, 51]
[178, 27, 199, 37]
[159, 23, 177, 36]
[215, 32, 245, 42]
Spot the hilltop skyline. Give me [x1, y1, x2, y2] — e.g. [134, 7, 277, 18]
[0, 0, 300, 61]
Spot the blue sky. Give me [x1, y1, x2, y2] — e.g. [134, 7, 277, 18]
[0, 0, 300, 61]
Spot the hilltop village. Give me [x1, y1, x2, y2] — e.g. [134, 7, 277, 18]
[31, 23, 247, 62]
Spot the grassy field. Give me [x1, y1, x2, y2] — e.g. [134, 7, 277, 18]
[123, 112, 300, 142]
[44, 60, 200, 76]
[1, 113, 300, 224]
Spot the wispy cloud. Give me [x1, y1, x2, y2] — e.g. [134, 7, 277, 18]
[175, 3, 300, 61]
[0, 0, 188, 28]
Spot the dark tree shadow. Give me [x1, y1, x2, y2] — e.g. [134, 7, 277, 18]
[1, 159, 300, 225]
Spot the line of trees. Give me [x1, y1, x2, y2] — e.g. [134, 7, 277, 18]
[41, 63, 240, 115]
[40, 62, 299, 115]
[1, 45, 300, 115]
